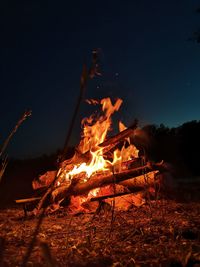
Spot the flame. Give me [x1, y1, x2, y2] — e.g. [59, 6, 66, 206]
[62, 97, 139, 195]
[78, 98, 123, 153]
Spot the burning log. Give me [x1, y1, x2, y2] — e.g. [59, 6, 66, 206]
[71, 164, 158, 195]
[120, 170, 158, 189]
[31, 161, 166, 215]
[98, 119, 138, 153]
[60, 120, 138, 169]
[50, 162, 163, 203]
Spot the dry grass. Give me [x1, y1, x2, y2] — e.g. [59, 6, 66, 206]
[0, 186, 199, 267]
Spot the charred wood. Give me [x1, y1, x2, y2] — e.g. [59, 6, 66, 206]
[51, 162, 164, 203]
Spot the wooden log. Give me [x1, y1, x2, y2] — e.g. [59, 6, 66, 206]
[51, 162, 164, 202]
[72, 166, 150, 195]
[81, 120, 138, 158]
[120, 170, 158, 188]
[98, 119, 138, 152]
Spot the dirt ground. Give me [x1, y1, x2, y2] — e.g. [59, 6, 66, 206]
[0, 180, 200, 267]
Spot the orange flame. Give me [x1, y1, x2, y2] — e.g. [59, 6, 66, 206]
[63, 97, 139, 188]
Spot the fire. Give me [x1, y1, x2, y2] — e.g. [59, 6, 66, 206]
[62, 97, 139, 186]
[78, 97, 123, 153]
[31, 96, 161, 215]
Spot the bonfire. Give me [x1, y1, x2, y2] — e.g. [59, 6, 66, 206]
[3, 62, 199, 267]
[29, 97, 168, 215]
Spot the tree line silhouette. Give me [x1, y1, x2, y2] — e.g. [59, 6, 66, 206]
[141, 120, 200, 176]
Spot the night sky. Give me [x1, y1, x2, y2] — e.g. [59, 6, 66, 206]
[1, 0, 200, 158]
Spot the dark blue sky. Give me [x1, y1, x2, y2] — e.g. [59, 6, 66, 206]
[1, 0, 200, 158]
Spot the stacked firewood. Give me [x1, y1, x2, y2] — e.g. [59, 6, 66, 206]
[25, 123, 171, 215]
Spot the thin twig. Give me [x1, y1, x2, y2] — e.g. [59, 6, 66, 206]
[102, 167, 117, 253]
[66, 215, 74, 255]
[0, 155, 8, 183]
[90, 191, 133, 202]
[15, 197, 41, 204]
[109, 167, 116, 236]
[0, 110, 31, 157]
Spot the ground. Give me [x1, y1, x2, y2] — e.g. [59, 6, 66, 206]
[0, 181, 200, 267]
